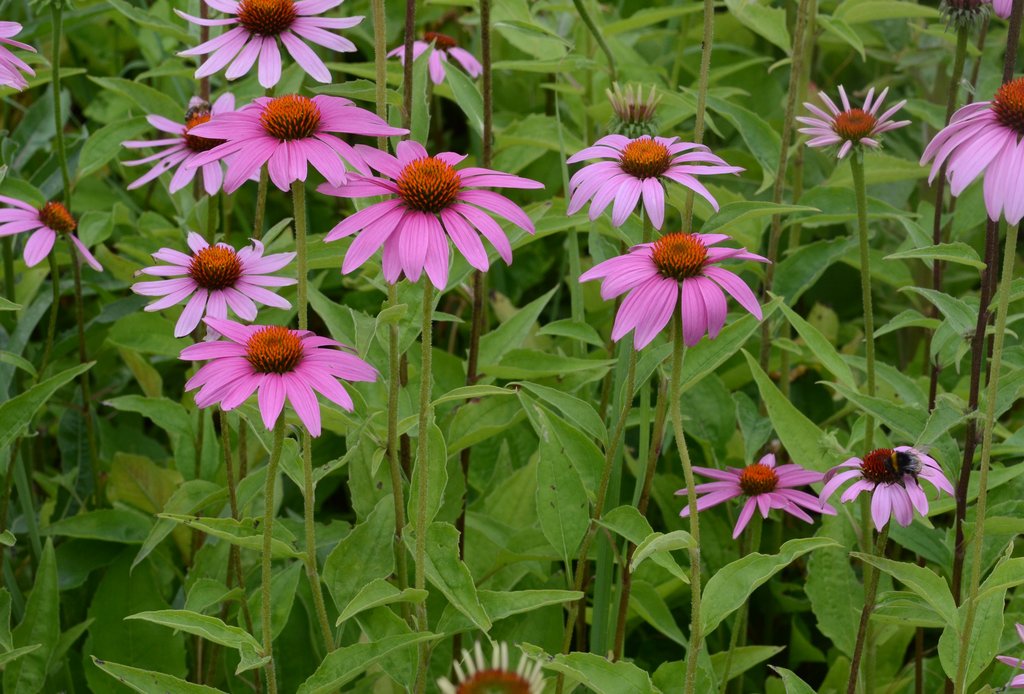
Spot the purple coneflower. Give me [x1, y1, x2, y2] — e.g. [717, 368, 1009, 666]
[0, 197, 101, 271]
[319, 140, 543, 290]
[123, 94, 237, 195]
[187, 94, 406, 192]
[388, 32, 482, 85]
[437, 642, 544, 694]
[132, 232, 295, 338]
[177, 0, 361, 88]
[0, 22, 35, 91]
[797, 86, 910, 159]
[921, 76, 1024, 224]
[579, 231, 767, 349]
[819, 446, 954, 531]
[676, 454, 836, 539]
[181, 317, 377, 436]
[566, 135, 741, 229]
[998, 624, 1024, 689]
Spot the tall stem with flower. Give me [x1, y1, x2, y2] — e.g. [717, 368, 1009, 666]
[682, 0, 714, 227]
[413, 280, 435, 694]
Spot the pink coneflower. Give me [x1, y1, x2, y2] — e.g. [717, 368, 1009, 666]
[921, 76, 1024, 224]
[819, 447, 954, 531]
[676, 454, 836, 539]
[797, 86, 910, 159]
[181, 317, 376, 436]
[437, 642, 544, 694]
[122, 94, 237, 195]
[177, 0, 361, 89]
[579, 231, 767, 349]
[318, 140, 543, 289]
[186, 94, 406, 192]
[566, 135, 741, 229]
[132, 232, 295, 338]
[387, 32, 482, 85]
[0, 197, 101, 271]
[997, 624, 1024, 688]
[989, 0, 1012, 18]
[0, 22, 35, 91]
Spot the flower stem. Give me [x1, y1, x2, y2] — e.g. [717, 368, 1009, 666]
[260, 418, 285, 694]
[847, 523, 890, 694]
[2, 238, 14, 300]
[612, 375, 669, 661]
[372, 0, 388, 150]
[926, 27, 970, 411]
[759, 0, 811, 374]
[219, 410, 256, 640]
[671, 319, 702, 694]
[571, 0, 616, 82]
[401, 0, 416, 131]
[413, 280, 435, 694]
[51, 4, 72, 200]
[683, 0, 714, 228]
[36, 254, 61, 381]
[849, 152, 876, 451]
[719, 514, 762, 693]
[253, 168, 269, 239]
[386, 282, 411, 621]
[291, 181, 308, 330]
[70, 254, 99, 502]
[953, 221, 1019, 694]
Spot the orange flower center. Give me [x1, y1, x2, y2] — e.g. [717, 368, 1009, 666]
[39, 201, 76, 234]
[424, 31, 457, 51]
[183, 111, 224, 153]
[619, 138, 671, 179]
[832, 108, 877, 141]
[260, 95, 321, 141]
[651, 232, 708, 280]
[455, 669, 533, 694]
[188, 245, 243, 290]
[860, 448, 901, 485]
[237, 0, 297, 36]
[738, 463, 779, 496]
[245, 326, 304, 374]
[396, 157, 461, 213]
[993, 77, 1024, 134]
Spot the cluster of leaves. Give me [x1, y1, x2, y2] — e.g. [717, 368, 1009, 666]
[0, 0, 1023, 692]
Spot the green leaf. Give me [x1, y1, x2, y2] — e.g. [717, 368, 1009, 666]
[432, 384, 513, 405]
[770, 665, 818, 693]
[483, 349, 614, 379]
[712, 646, 785, 684]
[90, 657, 223, 694]
[478, 287, 556, 366]
[724, 0, 791, 52]
[536, 319, 605, 347]
[774, 236, 858, 304]
[247, 561, 302, 644]
[836, 0, 939, 23]
[89, 76, 182, 119]
[77, 117, 149, 178]
[851, 552, 956, 627]
[0, 297, 21, 311]
[407, 422, 448, 528]
[0, 352, 36, 377]
[778, 301, 856, 388]
[680, 298, 780, 394]
[46, 509, 151, 544]
[0, 646, 41, 671]
[817, 16, 865, 61]
[133, 480, 225, 569]
[544, 652, 656, 694]
[157, 515, 302, 559]
[127, 610, 268, 674]
[337, 580, 428, 624]
[535, 438, 589, 564]
[743, 350, 837, 472]
[443, 65, 483, 137]
[421, 523, 491, 631]
[296, 632, 438, 694]
[703, 94, 782, 193]
[4, 540, 58, 694]
[325, 497, 396, 616]
[0, 362, 93, 453]
[824, 381, 928, 440]
[702, 537, 839, 635]
[806, 515, 862, 656]
[702, 201, 819, 235]
[631, 531, 694, 582]
[886, 242, 985, 270]
[518, 382, 606, 442]
[603, 5, 702, 34]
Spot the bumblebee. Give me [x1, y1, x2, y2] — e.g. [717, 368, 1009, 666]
[884, 449, 922, 479]
[185, 100, 212, 121]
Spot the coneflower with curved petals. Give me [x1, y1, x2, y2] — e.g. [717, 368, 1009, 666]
[132, 232, 295, 338]
[186, 94, 407, 192]
[579, 231, 767, 349]
[566, 134, 742, 229]
[676, 454, 837, 539]
[997, 624, 1024, 689]
[797, 85, 910, 159]
[0, 22, 35, 91]
[181, 317, 377, 437]
[319, 140, 543, 289]
[177, 0, 362, 88]
[0, 197, 101, 271]
[387, 31, 482, 85]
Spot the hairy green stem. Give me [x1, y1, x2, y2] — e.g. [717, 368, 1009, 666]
[51, 5, 72, 200]
[954, 222, 1019, 694]
[2, 238, 13, 300]
[683, 0, 714, 227]
[571, 0, 616, 82]
[219, 410, 256, 643]
[260, 419, 285, 694]
[253, 168, 269, 239]
[372, 0, 388, 149]
[401, 0, 415, 131]
[671, 320, 702, 694]
[849, 153, 876, 450]
[292, 182, 308, 329]
[386, 283, 411, 620]
[847, 523, 891, 694]
[413, 280, 435, 694]
[70, 255, 99, 502]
